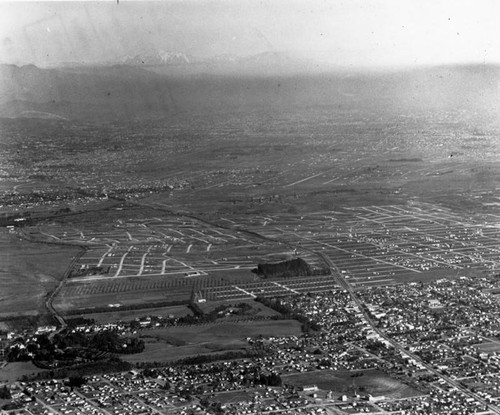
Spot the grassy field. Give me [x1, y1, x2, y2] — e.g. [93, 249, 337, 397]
[0, 229, 80, 317]
[213, 389, 259, 404]
[81, 305, 193, 323]
[282, 369, 421, 399]
[122, 320, 302, 363]
[0, 362, 48, 382]
[122, 337, 247, 363]
[196, 299, 282, 318]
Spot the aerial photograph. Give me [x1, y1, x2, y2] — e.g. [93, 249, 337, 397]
[0, 0, 500, 413]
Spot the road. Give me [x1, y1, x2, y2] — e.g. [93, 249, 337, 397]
[317, 251, 500, 415]
[46, 248, 87, 332]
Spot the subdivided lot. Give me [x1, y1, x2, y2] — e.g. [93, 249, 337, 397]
[282, 369, 421, 399]
[28, 206, 324, 280]
[233, 203, 500, 285]
[204, 275, 339, 301]
[122, 320, 302, 363]
[77, 305, 194, 324]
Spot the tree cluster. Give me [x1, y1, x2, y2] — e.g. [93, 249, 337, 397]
[255, 297, 321, 332]
[253, 258, 313, 279]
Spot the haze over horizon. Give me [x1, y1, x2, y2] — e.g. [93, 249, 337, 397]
[1, 0, 500, 71]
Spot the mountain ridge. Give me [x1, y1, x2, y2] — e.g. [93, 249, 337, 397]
[1, 62, 498, 121]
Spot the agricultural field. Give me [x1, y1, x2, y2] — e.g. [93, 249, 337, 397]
[282, 369, 421, 399]
[53, 275, 196, 314]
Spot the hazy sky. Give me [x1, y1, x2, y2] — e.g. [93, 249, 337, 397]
[1, 0, 499, 68]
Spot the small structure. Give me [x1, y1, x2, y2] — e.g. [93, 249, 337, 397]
[428, 299, 443, 309]
[36, 326, 57, 335]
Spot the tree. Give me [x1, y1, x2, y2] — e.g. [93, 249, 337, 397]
[0, 385, 11, 399]
[67, 375, 87, 388]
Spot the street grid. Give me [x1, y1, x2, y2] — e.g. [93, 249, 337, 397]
[41, 201, 500, 307]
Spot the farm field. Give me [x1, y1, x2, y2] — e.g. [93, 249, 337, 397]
[282, 369, 421, 399]
[53, 275, 196, 314]
[122, 320, 302, 363]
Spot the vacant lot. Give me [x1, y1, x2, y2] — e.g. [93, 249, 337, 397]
[213, 389, 262, 404]
[122, 337, 246, 363]
[0, 362, 48, 382]
[82, 304, 193, 323]
[0, 230, 79, 317]
[196, 299, 281, 318]
[123, 320, 302, 363]
[282, 369, 421, 399]
[144, 320, 302, 342]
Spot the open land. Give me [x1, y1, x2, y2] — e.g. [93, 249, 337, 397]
[2, 67, 500, 414]
[34, 199, 500, 316]
[123, 320, 303, 363]
[282, 369, 422, 399]
[0, 362, 48, 383]
[0, 229, 80, 317]
[82, 304, 194, 324]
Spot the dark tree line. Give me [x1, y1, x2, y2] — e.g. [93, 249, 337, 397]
[253, 258, 313, 279]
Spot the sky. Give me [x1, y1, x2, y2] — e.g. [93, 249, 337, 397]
[1, 0, 499, 69]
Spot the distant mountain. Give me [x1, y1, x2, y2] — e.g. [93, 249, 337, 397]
[115, 51, 314, 76]
[121, 51, 192, 66]
[0, 64, 179, 120]
[0, 62, 498, 121]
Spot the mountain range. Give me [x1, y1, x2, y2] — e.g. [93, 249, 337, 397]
[1, 60, 499, 121]
[47, 51, 317, 77]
